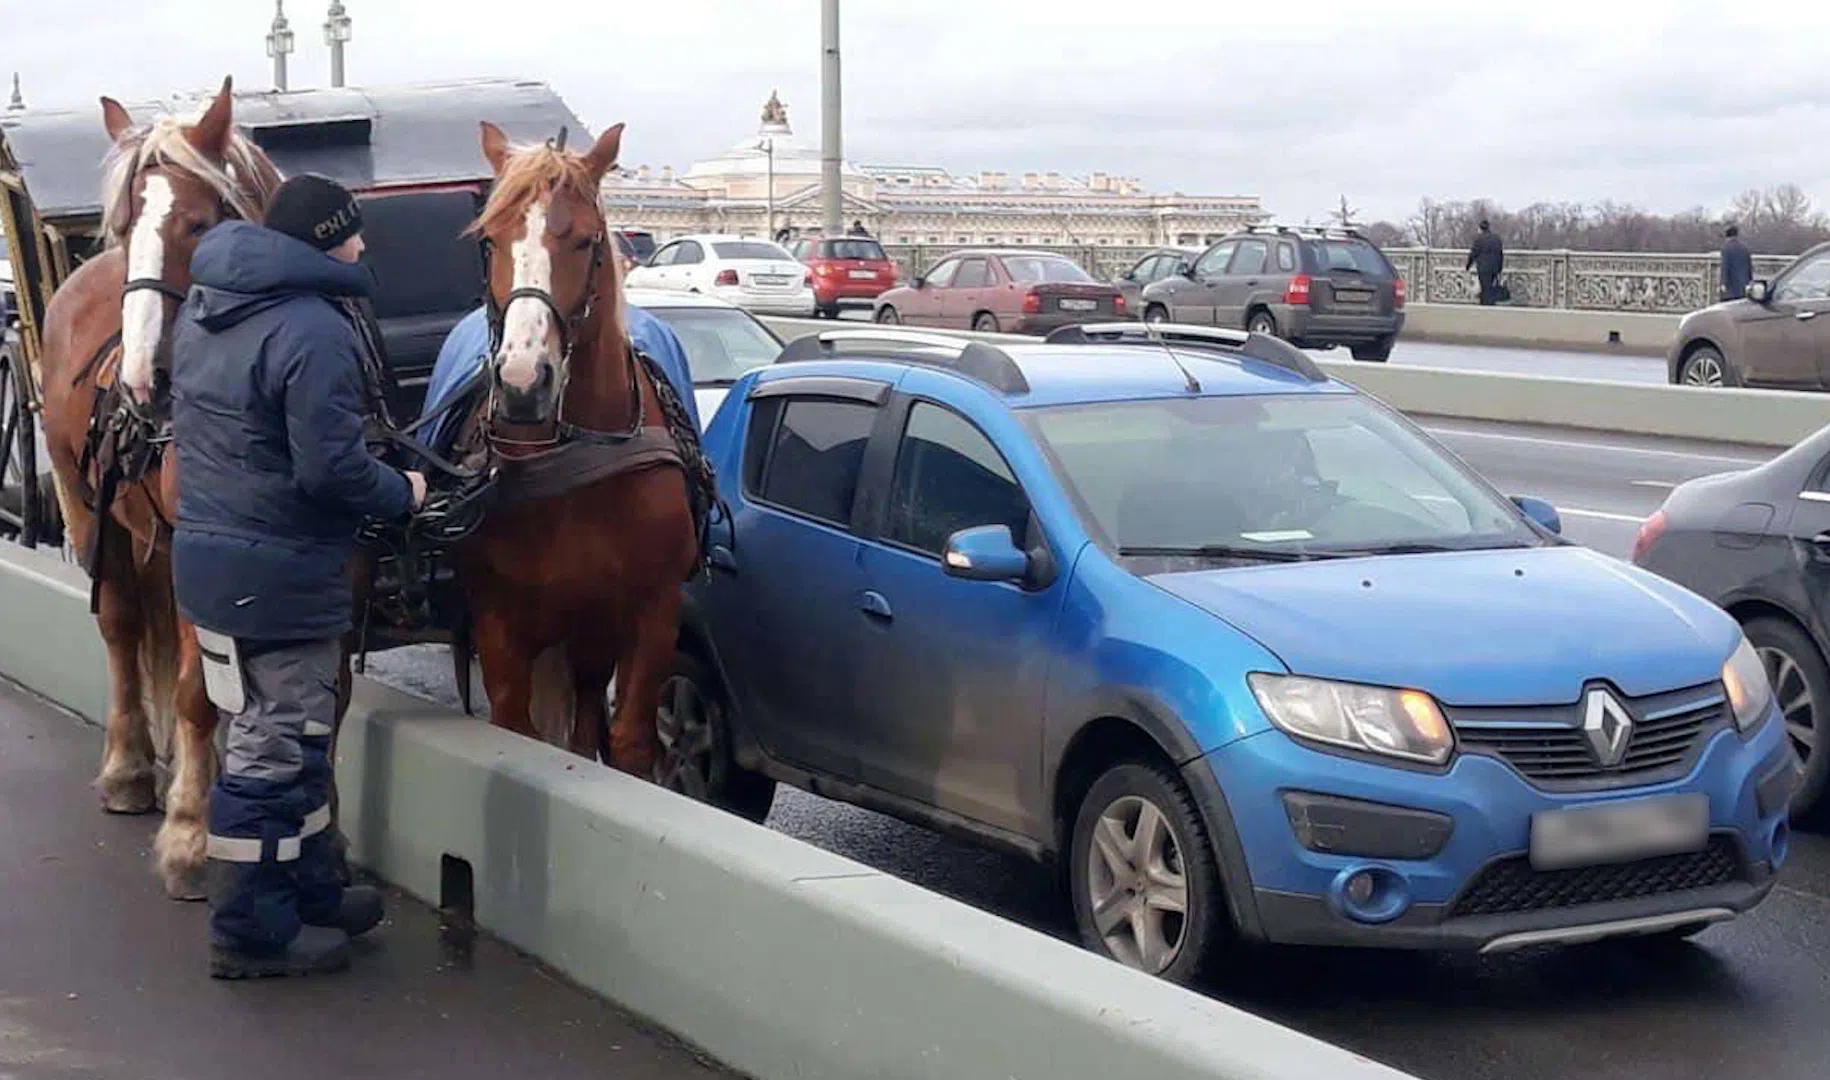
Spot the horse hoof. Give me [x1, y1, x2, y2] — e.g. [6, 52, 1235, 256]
[162, 866, 207, 902]
[99, 776, 157, 815]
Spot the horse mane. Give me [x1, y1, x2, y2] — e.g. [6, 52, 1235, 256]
[470, 141, 625, 341]
[99, 113, 283, 244]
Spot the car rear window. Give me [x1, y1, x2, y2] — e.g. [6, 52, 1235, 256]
[1307, 239, 1393, 277]
[1001, 256, 1095, 284]
[713, 241, 794, 261]
[819, 239, 887, 260]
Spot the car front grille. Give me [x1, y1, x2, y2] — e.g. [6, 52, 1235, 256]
[1450, 837, 1743, 918]
[1449, 686, 1726, 790]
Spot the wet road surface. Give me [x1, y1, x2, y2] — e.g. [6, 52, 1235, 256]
[0, 681, 730, 1080]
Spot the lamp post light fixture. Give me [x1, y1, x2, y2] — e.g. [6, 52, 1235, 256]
[267, 1, 295, 91]
[324, 1, 352, 88]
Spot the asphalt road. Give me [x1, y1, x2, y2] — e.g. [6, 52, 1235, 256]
[0, 681, 730, 1080]
[352, 417, 1830, 1080]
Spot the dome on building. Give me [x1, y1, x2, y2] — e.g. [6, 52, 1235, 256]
[679, 90, 869, 198]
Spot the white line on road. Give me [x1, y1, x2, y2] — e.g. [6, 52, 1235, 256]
[1629, 480, 1676, 489]
[1422, 425, 1771, 467]
[1558, 507, 1646, 524]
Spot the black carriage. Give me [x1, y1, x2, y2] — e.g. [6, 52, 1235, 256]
[0, 76, 587, 552]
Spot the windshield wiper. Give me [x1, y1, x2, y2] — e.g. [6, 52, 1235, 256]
[1332, 540, 1534, 556]
[1118, 544, 1338, 563]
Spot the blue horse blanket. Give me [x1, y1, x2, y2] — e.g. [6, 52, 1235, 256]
[418, 303, 701, 458]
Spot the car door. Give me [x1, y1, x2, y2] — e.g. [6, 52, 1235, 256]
[904, 258, 957, 326]
[1117, 255, 1162, 314]
[943, 256, 993, 328]
[630, 241, 676, 289]
[1178, 240, 1237, 325]
[850, 386, 1064, 838]
[1213, 237, 1270, 330]
[671, 240, 708, 291]
[704, 381, 889, 779]
[1734, 250, 1830, 389]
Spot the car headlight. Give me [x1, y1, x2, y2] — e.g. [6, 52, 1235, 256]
[1722, 637, 1773, 732]
[1247, 673, 1453, 765]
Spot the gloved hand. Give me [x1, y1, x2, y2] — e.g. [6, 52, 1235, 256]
[406, 471, 427, 511]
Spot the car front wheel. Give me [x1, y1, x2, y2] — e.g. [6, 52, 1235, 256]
[875, 306, 901, 324]
[1068, 760, 1227, 985]
[655, 650, 776, 823]
[1678, 344, 1730, 387]
[1745, 615, 1828, 822]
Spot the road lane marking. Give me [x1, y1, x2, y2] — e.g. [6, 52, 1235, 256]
[1630, 480, 1676, 489]
[1422, 425, 1771, 467]
[1558, 507, 1646, 524]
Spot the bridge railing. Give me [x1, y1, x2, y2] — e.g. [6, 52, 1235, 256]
[876, 244, 1796, 316]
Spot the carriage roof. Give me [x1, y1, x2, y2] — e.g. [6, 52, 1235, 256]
[0, 76, 590, 222]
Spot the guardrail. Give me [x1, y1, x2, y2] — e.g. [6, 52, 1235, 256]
[0, 541, 1419, 1080]
[757, 317, 1830, 448]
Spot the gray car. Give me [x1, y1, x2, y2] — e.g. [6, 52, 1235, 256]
[1668, 240, 1830, 389]
[1112, 246, 1200, 315]
[1139, 226, 1405, 361]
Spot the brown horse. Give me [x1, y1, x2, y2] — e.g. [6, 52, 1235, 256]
[454, 120, 698, 771]
[36, 77, 283, 898]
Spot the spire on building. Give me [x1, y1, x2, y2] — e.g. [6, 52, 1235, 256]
[7, 72, 23, 111]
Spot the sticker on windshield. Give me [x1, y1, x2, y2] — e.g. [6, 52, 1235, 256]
[1240, 530, 1314, 543]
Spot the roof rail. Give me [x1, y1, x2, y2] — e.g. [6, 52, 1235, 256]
[774, 327, 1031, 394]
[1042, 321, 1327, 383]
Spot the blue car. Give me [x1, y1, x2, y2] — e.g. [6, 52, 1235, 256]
[663, 322, 1800, 984]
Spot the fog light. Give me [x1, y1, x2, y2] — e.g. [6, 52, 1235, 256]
[1330, 865, 1410, 924]
[1346, 870, 1376, 906]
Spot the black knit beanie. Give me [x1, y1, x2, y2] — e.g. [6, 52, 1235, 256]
[266, 174, 363, 252]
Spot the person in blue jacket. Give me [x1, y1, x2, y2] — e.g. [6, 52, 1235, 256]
[170, 174, 426, 979]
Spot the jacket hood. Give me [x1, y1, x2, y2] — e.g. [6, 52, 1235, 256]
[186, 220, 373, 331]
[1147, 546, 1741, 706]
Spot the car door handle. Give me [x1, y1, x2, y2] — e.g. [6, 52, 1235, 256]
[709, 544, 737, 573]
[1800, 310, 1818, 320]
[857, 590, 893, 621]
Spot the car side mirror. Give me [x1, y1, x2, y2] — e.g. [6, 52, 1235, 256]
[1181, 265, 1199, 280]
[1512, 495, 1562, 535]
[1120, 269, 1136, 281]
[942, 525, 1030, 582]
[1747, 280, 1770, 303]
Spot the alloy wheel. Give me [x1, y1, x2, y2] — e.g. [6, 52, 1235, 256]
[1084, 794, 1189, 974]
[1759, 645, 1817, 764]
[654, 671, 716, 800]
[1681, 351, 1725, 387]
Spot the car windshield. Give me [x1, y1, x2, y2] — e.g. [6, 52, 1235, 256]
[1002, 256, 1096, 284]
[820, 239, 887, 260]
[641, 306, 782, 384]
[1024, 394, 1539, 560]
[712, 240, 794, 261]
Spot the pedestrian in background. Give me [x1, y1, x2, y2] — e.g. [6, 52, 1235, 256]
[1466, 219, 1504, 305]
[1721, 223, 1754, 301]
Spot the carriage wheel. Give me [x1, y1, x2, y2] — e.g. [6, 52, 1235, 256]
[0, 345, 43, 547]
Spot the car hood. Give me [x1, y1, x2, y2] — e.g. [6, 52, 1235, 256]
[1146, 546, 1739, 706]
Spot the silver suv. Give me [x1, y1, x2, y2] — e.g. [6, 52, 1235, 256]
[1139, 226, 1406, 361]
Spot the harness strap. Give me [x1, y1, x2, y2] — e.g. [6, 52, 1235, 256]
[493, 427, 682, 506]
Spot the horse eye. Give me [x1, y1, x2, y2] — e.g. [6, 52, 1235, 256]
[188, 221, 209, 237]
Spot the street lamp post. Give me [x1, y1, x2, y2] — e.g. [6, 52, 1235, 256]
[324, 1, 352, 88]
[266, 2, 295, 92]
[819, 0, 842, 238]
[757, 137, 776, 240]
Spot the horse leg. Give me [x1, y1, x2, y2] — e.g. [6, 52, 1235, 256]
[472, 595, 539, 740]
[568, 634, 617, 763]
[605, 600, 677, 777]
[92, 530, 157, 814]
[152, 619, 217, 901]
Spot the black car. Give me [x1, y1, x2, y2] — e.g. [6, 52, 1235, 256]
[1633, 428, 1828, 819]
[1138, 225, 1405, 361]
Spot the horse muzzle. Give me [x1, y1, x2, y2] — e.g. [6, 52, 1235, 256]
[491, 359, 557, 426]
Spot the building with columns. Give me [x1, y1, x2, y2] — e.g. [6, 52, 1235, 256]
[599, 92, 1266, 249]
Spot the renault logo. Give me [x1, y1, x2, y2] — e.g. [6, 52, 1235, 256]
[1582, 688, 1635, 767]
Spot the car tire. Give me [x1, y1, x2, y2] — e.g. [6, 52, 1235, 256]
[972, 312, 1000, 333]
[1678, 344, 1731, 388]
[1144, 304, 1170, 325]
[1246, 309, 1279, 338]
[1068, 760, 1227, 985]
[1351, 334, 1396, 362]
[875, 306, 901, 324]
[655, 649, 776, 824]
[1743, 615, 1829, 823]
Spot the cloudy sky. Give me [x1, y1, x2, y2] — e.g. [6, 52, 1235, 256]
[9, 0, 1830, 223]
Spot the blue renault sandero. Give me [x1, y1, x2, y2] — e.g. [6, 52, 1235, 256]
[660, 322, 1800, 985]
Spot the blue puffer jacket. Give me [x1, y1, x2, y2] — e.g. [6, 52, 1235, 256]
[170, 220, 414, 642]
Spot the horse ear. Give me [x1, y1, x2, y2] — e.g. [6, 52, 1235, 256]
[581, 123, 624, 183]
[185, 76, 235, 159]
[480, 121, 511, 176]
[100, 97, 135, 143]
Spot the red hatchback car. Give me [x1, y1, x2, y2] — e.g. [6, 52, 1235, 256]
[791, 236, 900, 318]
[871, 249, 1127, 334]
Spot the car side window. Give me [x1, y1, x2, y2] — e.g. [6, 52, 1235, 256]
[953, 259, 991, 288]
[1776, 252, 1830, 302]
[885, 401, 1031, 557]
[1194, 241, 1237, 279]
[924, 259, 959, 288]
[648, 243, 677, 267]
[675, 241, 705, 266]
[1132, 256, 1162, 281]
[1276, 242, 1297, 272]
[1229, 239, 1269, 276]
[749, 396, 879, 528]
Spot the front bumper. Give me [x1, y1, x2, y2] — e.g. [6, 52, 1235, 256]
[1194, 701, 1797, 951]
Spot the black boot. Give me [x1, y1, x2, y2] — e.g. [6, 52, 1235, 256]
[308, 884, 384, 937]
[210, 925, 351, 980]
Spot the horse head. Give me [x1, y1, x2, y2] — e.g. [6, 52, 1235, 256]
[99, 75, 282, 403]
[472, 119, 626, 429]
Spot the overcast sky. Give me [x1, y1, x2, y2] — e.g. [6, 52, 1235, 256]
[9, 0, 1830, 224]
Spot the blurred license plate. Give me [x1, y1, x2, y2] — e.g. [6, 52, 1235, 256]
[1059, 298, 1098, 311]
[753, 275, 792, 287]
[1529, 793, 1709, 871]
[1336, 289, 1373, 302]
[848, 269, 876, 280]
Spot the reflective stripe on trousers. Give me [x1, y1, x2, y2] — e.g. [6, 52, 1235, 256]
[206, 802, 333, 863]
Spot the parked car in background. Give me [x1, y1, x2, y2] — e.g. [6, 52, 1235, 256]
[790, 235, 900, 318]
[871, 248, 1126, 333]
[610, 226, 657, 269]
[1113, 246, 1201, 315]
[626, 287, 784, 423]
[666, 320, 1793, 985]
[1632, 424, 1828, 818]
[1667, 241, 1830, 389]
[626, 233, 816, 317]
[1140, 226, 1405, 361]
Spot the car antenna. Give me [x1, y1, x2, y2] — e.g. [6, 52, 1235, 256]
[1141, 325, 1202, 393]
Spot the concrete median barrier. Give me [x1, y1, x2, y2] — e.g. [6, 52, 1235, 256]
[1397, 303, 1680, 356]
[0, 540, 1417, 1080]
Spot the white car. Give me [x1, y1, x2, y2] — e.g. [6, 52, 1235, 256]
[626, 287, 785, 425]
[626, 234, 816, 317]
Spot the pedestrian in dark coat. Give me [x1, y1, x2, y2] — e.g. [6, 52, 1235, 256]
[1721, 224, 1754, 301]
[1466, 219, 1504, 305]
[170, 173, 425, 979]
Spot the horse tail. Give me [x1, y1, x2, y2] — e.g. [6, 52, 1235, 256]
[132, 547, 186, 802]
[526, 642, 576, 751]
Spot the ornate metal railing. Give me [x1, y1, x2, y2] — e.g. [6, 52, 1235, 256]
[879, 244, 1797, 316]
